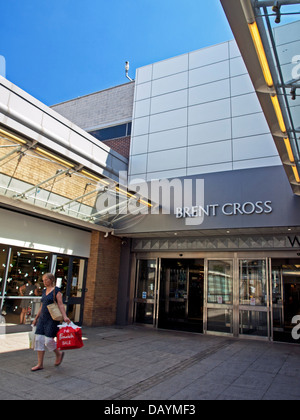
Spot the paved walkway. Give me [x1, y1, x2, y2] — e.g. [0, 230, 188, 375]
[0, 326, 300, 400]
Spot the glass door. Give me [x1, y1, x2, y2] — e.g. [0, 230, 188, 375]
[205, 260, 234, 335]
[158, 259, 204, 333]
[134, 259, 158, 325]
[239, 259, 270, 338]
[54, 255, 88, 325]
[271, 259, 300, 343]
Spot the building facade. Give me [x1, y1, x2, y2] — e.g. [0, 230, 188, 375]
[1, 7, 299, 344]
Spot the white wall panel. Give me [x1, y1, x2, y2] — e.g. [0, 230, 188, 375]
[188, 140, 232, 167]
[130, 135, 149, 156]
[132, 116, 150, 137]
[230, 56, 248, 77]
[152, 54, 188, 79]
[130, 36, 284, 180]
[233, 133, 278, 161]
[232, 113, 270, 139]
[189, 43, 229, 69]
[152, 72, 188, 97]
[134, 99, 151, 118]
[189, 61, 230, 88]
[189, 79, 230, 106]
[135, 82, 152, 101]
[149, 127, 187, 152]
[231, 93, 262, 117]
[231, 74, 254, 96]
[129, 154, 147, 175]
[189, 99, 231, 125]
[188, 119, 231, 146]
[147, 148, 187, 173]
[150, 108, 187, 133]
[136, 65, 153, 84]
[151, 90, 188, 114]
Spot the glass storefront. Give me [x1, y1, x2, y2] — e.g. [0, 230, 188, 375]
[133, 255, 300, 343]
[0, 244, 88, 332]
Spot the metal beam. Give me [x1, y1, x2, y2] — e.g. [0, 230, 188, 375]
[52, 186, 107, 211]
[255, 0, 300, 7]
[14, 168, 71, 199]
[0, 145, 22, 162]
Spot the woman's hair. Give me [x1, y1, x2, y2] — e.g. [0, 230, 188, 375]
[43, 273, 56, 285]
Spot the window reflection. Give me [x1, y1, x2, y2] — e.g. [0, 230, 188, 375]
[208, 260, 233, 305]
[5, 249, 50, 297]
[240, 260, 267, 306]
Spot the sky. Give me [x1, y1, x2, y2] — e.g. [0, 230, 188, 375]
[0, 0, 233, 105]
[1, 1, 299, 107]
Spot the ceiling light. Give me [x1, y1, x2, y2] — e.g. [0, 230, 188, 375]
[271, 95, 287, 133]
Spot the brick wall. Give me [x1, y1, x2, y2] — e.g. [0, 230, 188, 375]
[0, 137, 100, 208]
[102, 136, 131, 159]
[51, 82, 135, 131]
[83, 231, 122, 327]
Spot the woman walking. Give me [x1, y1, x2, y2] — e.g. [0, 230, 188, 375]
[31, 273, 70, 372]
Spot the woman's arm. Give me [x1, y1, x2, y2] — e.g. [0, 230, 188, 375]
[56, 291, 71, 324]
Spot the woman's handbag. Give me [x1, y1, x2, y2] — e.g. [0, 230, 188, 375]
[47, 289, 63, 322]
[57, 322, 84, 350]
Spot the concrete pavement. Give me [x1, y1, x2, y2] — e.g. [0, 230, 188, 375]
[0, 326, 300, 400]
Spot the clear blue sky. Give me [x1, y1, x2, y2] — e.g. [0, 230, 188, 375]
[1, 0, 235, 105]
[1, 1, 299, 106]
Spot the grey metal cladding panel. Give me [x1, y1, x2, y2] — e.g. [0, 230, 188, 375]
[51, 82, 135, 130]
[118, 166, 300, 234]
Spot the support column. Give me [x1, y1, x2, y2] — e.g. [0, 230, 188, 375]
[83, 231, 122, 327]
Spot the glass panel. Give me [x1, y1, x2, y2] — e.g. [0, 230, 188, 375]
[239, 310, 268, 337]
[135, 260, 156, 325]
[239, 260, 267, 306]
[5, 248, 50, 297]
[207, 308, 233, 334]
[90, 124, 127, 141]
[135, 303, 154, 325]
[208, 260, 233, 305]
[159, 259, 204, 333]
[2, 297, 42, 326]
[71, 258, 86, 298]
[55, 256, 70, 298]
[272, 259, 300, 343]
[0, 246, 9, 296]
[136, 260, 156, 300]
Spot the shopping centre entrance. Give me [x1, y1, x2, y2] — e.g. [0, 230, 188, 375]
[133, 255, 300, 343]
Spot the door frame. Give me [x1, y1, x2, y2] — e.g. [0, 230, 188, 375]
[131, 251, 300, 341]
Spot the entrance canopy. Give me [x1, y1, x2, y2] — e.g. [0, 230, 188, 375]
[0, 77, 152, 231]
[221, 0, 300, 195]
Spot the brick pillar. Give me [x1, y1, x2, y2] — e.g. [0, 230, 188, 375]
[83, 231, 122, 327]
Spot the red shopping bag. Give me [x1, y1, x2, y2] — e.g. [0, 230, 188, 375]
[57, 322, 84, 351]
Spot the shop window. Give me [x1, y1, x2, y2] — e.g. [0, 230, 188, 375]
[2, 248, 50, 325]
[5, 249, 50, 297]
